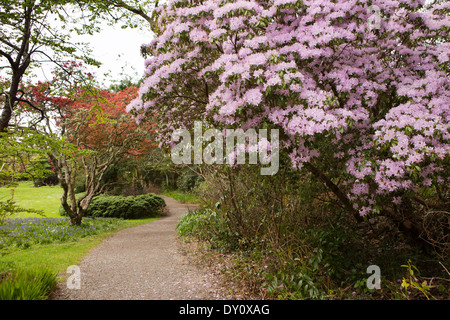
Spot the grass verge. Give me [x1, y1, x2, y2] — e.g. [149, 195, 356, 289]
[0, 266, 58, 300]
[162, 190, 200, 204]
[0, 217, 158, 300]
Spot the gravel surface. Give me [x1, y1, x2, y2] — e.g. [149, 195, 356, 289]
[49, 196, 231, 300]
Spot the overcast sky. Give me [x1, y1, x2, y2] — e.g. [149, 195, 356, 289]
[33, 22, 154, 89]
[77, 25, 154, 87]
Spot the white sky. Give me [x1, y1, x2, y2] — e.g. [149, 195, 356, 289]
[0, 10, 154, 92]
[76, 25, 154, 87]
[33, 22, 154, 89]
[67, 25, 153, 85]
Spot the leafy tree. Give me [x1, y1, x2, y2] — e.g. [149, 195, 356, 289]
[26, 155, 58, 187]
[0, 127, 60, 184]
[20, 63, 156, 225]
[58, 91, 154, 225]
[144, 148, 181, 190]
[128, 0, 449, 242]
[0, 0, 101, 132]
[0, 0, 161, 133]
[0, 0, 163, 224]
[78, 0, 160, 31]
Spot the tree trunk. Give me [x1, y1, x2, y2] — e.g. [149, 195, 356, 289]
[132, 177, 137, 196]
[69, 213, 83, 226]
[0, 5, 33, 133]
[380, 203, 433, 251]
[0, 105, 12, 133]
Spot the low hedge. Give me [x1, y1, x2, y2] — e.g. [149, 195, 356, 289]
[59, 193, 166, 219]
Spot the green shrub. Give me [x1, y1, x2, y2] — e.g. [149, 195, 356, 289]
[0, 265, 57, 300]
[262, 259, 323, 300]
[177, 210, 206, 237]
[74, 174, 87, 194]
[177, 208, 238, 250]
[59, 193, 166, 219]
[176, 169, 203, 192]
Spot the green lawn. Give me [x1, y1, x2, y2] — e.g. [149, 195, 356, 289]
[0, 181, 63, 218]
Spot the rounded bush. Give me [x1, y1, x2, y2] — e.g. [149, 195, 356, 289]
[59, 193, 166, 219]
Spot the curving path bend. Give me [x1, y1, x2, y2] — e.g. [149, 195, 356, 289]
[50, 196, 229, 300]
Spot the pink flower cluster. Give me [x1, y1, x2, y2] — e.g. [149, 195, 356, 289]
[129, 0, 449, 217]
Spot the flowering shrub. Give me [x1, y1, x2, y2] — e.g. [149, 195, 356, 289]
[128, 1, 449, 228]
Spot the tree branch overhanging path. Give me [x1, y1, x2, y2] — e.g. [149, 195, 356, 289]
[50, 196, 233, 300]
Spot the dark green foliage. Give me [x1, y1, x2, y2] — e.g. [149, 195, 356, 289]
[176, 169, 204, 193]
[74, 174, 87, 194]
[108, 76, 140, 93]
[28, 156, 58, 187]
[185, 163, 449, 300]
[59, 193, 166, 219]
[177, 208, 236, 250]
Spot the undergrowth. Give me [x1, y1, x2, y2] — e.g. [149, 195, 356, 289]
[177, 208, 449, 300]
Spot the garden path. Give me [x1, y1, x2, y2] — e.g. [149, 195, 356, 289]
[49, 196, 230, 300]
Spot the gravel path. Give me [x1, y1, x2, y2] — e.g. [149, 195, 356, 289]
[50, 196, 230, 300]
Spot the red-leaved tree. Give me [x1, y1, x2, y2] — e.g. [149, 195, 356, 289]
[22, 64, 156, 225]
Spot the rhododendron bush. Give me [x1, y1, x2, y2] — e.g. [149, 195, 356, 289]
[128, 0, 449, 229]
